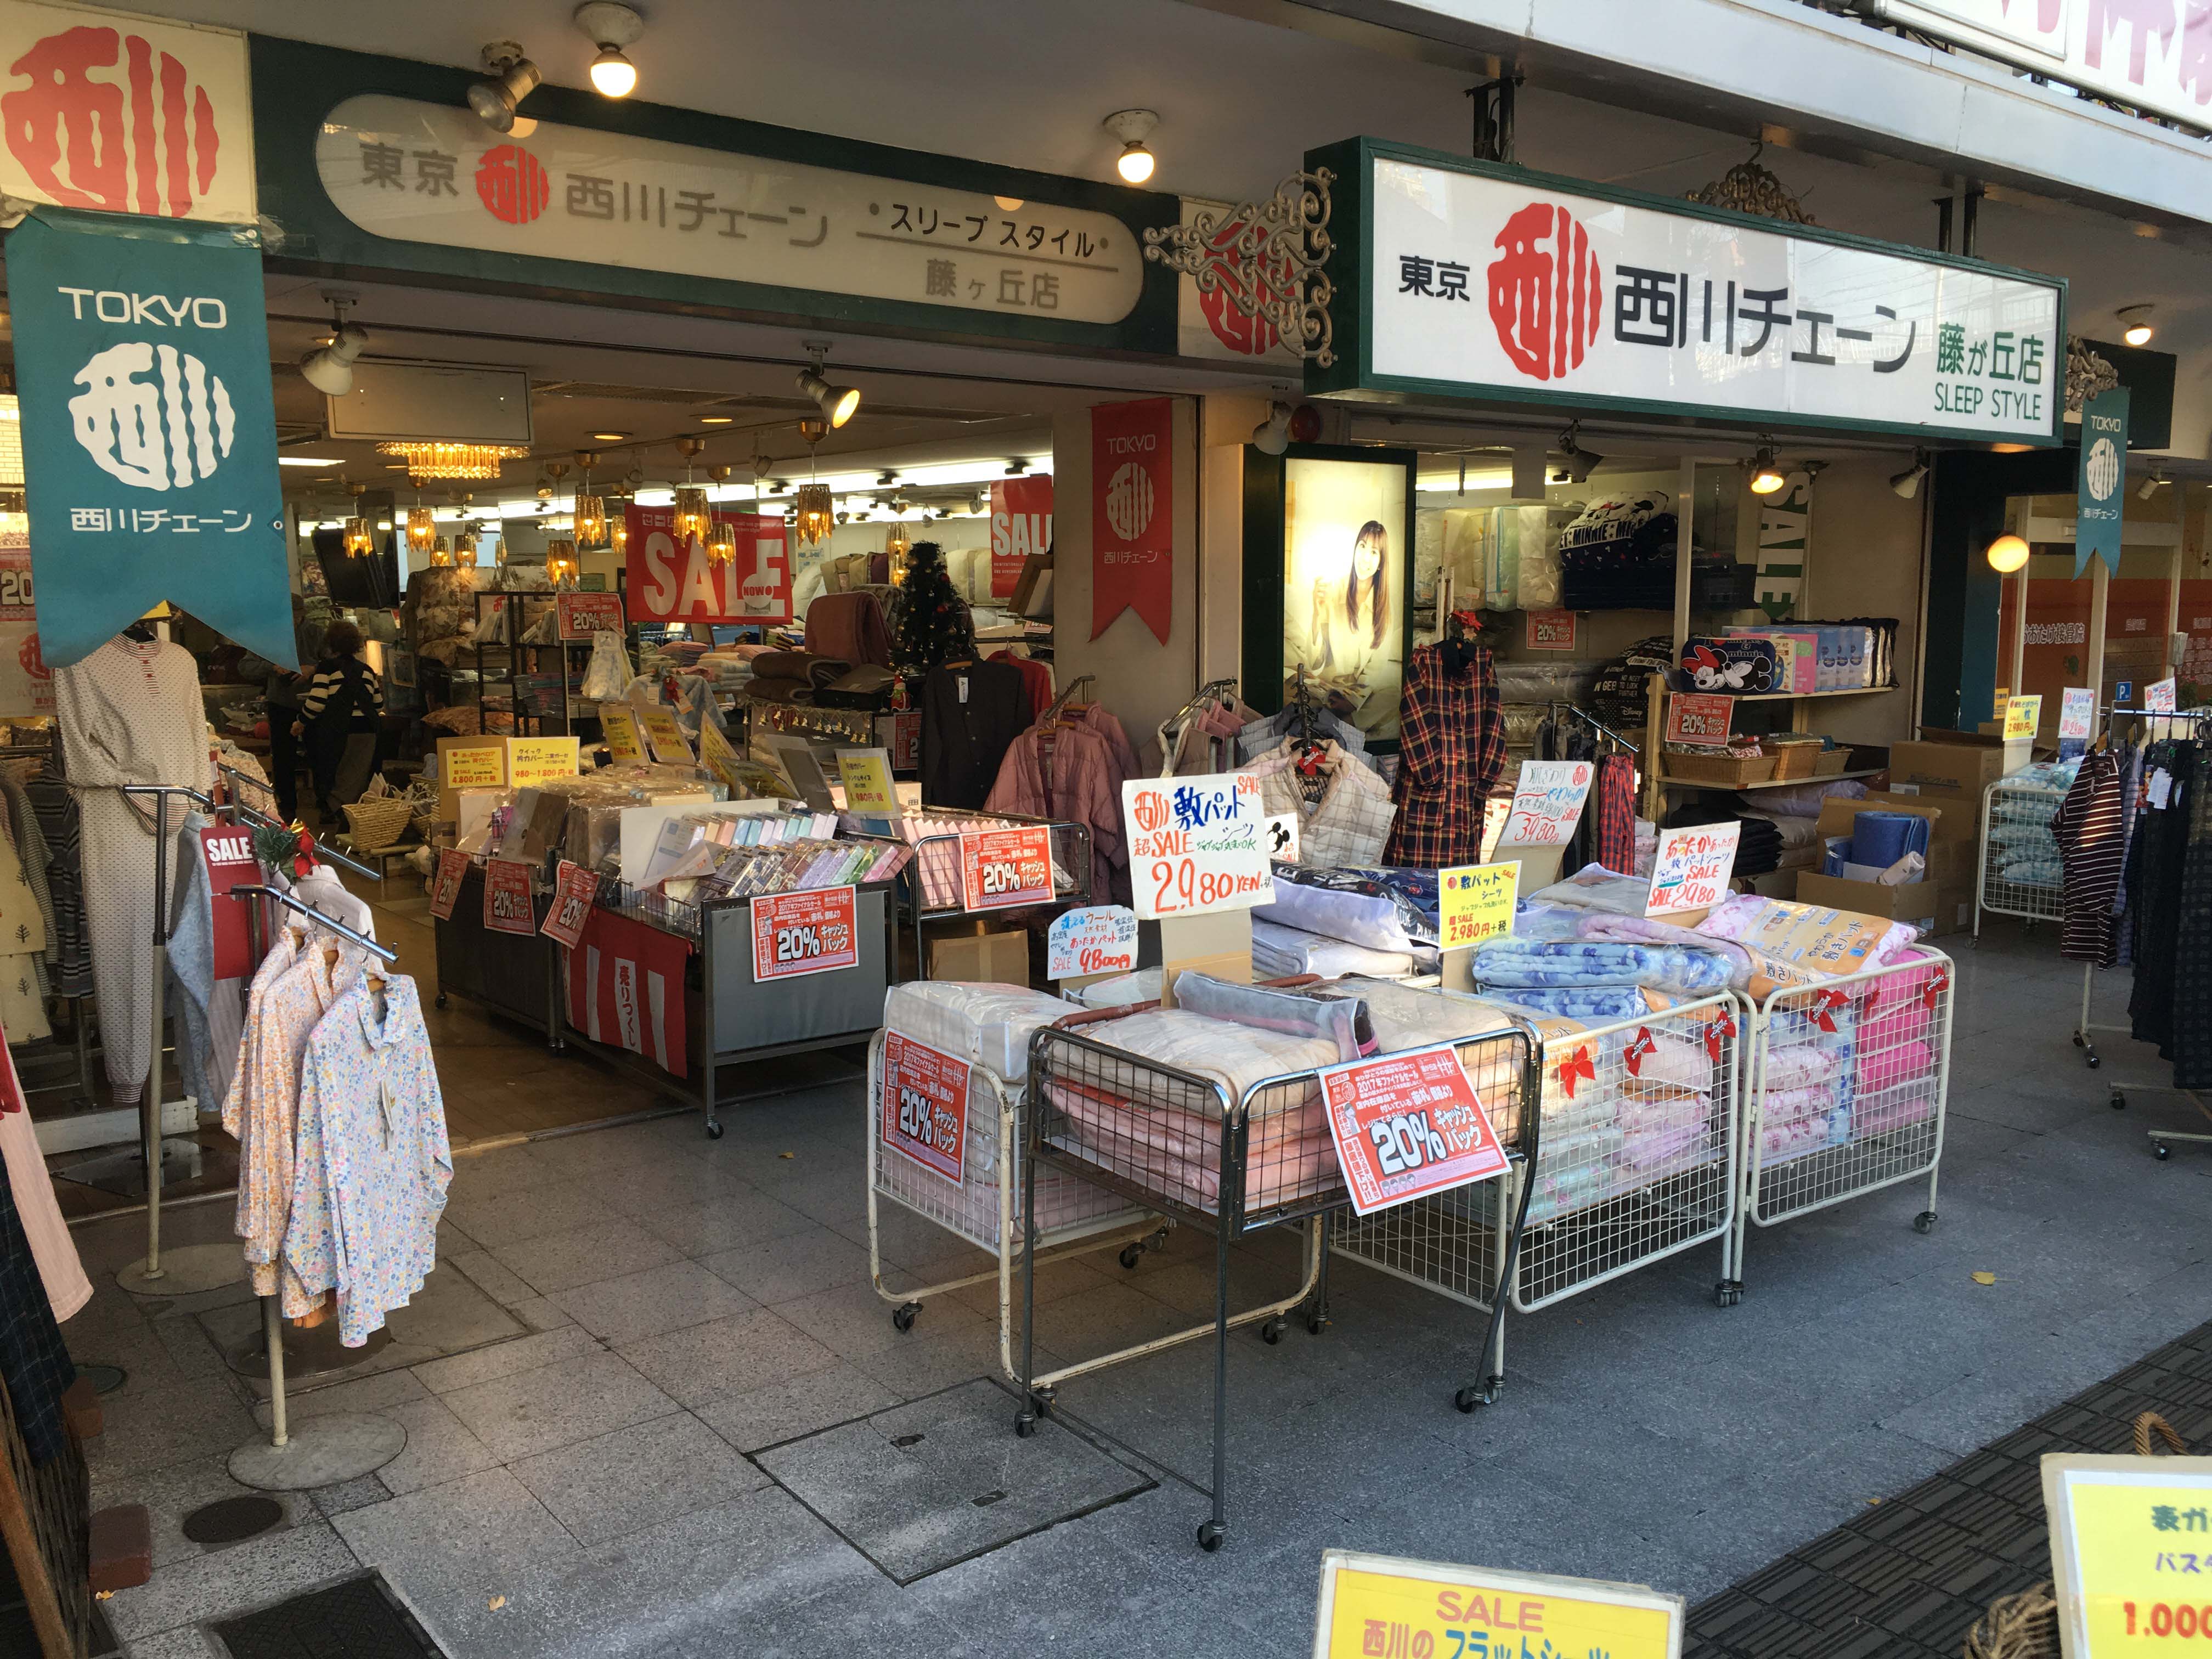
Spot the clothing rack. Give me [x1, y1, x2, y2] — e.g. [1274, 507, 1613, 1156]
[1550, 701, 1641, 757]
[1035, 675, 1096, 803]
[1036, 674, 1096, 730]
[1155, 678, 1240, 779]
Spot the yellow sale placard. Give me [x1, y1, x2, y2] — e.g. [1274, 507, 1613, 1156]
[638, 704, 695, 766]
[508, 736, 578, 787]
[442, 745, 505, 789]
[837, 748, 898, 815]
[2004, 694, 2044, 742]
[600, 705, 646, 765]
[1438, 864, 1518, 951]
[1316, 1552, 1680, 1659]
[697, 718, 744, 794]
[2045, 1455, 2212, 1655]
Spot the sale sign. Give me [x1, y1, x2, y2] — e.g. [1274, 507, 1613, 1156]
[1438, 864, 1517, 951]
[482, 857, 537, 936]
[557, 591, 625, 639]
[751, 886, 859, 982]
[1319, 1043, 1508, 1217]
[989, 475, 1053, 600]
[1315, 1551, 1681, 1659]
[880, 1031, 969, 1183]
[1497, 760, 1594, 850]
[1047, 906, 1139, 980]
[1646, 822, 1741, 918]
[2002, 693, 2042, 741]
[2147, 676, 2179, 714]
[2058, 685, 2096, 760]
[600, 705, 646, 764]
[957, 825, 1054, 911]
[539, 861, 601, 951]
[2042, 1453, 2212, 1657]
[1524, 609, 1577, 651]
[199, 825, 263, 979]
[1091, 397, 1173, 644]
[1122, 771, 1272, 921]
[1665, 692, 1734, 748]
[624, 505, 791, 625]
[428, 849, 470, 921]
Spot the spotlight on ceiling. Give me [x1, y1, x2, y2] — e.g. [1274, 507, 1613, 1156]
[795, 339, 860, 428]
[1558, 421, 1602, 485]
[1985, 533, 2030, 573]
[1103, 108, 1158, 184]
[1252, 400, 1293, 457]
[574, 2, 643, 97]
[467, 42, 541, 133]
[589, 431, 629, 442]
[2138, 466, 2166, 501]
[1005, 458, 1029, 476]
[1748, 443, 1787, 495]
[2119, 304, 2155, 348]
[299, 290, 368, 397]
[698, 414, 733, 425]
[1890, 452, 1929, 500]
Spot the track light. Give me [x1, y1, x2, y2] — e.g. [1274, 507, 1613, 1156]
[1890, 452, 1929, 499]
[1558, 421, 1602, 485]
[299, 291, 367, 397]
[1748, 443, 1787, 495]
[1005, 458, 1029, 476]
[794, 339, 859, 428]
[2119, 304, 2155, 347]
[1103, 109, 1159, 184]
[2138, 467, 2165, 500]
[467, 43, 540, 133]
[1253, 401, 1293, 457]
[576, 2, 645, 96]
[1985, 534, 2030, 574]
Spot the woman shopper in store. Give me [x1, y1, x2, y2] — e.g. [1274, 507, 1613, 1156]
[294, 618, 383, 818]
[265, 596, 321, 822]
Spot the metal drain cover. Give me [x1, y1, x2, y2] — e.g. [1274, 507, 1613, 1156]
[181, 1494, 285, 1544]
[215, 1573, 445, 1659]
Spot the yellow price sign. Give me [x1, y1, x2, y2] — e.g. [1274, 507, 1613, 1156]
[507, 736, 578, 787]
[2004, 693, 2044, 742]
[837, 748, 899, 815]
[1438, 864, 1518, 951]
[637, 704, 695, 766]
[2045, 1454, 2212, 1654]
[1317, 1551, 1681, 1659]
[442, 745, 505, 789]
[600, 705, 646, 765]
[697, 718, 744, 794]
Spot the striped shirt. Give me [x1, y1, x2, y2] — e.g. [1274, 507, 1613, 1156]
[300, 658, 383, 729]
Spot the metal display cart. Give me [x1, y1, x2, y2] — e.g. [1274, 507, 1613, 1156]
[904, 810, 1092, 975]
[1974, 776, 2066, 941]
[431, 858, 565, 1047]
[1729, 949, 1955, 1285]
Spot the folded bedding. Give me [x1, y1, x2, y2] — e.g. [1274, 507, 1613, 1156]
[1470, 939, 1734, 996]
[1251, 919, 1416, 981]
[1573, 912, 1754, 990]
[1760, 1082, 1840, 1129]
[1761, 1043, 1841, 1092]
[883, 981, 1075, 1081]
[1486, 986, 1655, 1022]
[1758, 1114, 1836, 1166]
[1850, 1085, 1936, 1139]
[1856, 1038, 1936, 1093]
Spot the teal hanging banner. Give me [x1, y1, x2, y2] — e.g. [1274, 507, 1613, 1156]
[7, 208, 291, 668]
[2075, 387, 2129, 581]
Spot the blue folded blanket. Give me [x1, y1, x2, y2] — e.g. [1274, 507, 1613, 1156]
[1485, 985, 1651, 1022]
[1471, 939, 1734, 996]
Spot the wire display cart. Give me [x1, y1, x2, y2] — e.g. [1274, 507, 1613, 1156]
[1975, 776, 2066, 943]
[1729, 949, 1954, 1288]
[1334, 991, 1741, 1393]
[862, 1030, 1168, 1376]
[902, 809, 1092, 975]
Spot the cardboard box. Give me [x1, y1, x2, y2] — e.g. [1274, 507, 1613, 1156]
[1792, 870, 1940, 934]
[1812, 795, 1971, 883]
[1931, 879, 1976, 938]
[927, 926, 1031, 988]
[1884, 740, 2019, 804]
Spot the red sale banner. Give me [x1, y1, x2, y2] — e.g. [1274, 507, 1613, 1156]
[1091, 397, 1173, 644]
[624, 505, 791, 625]
[957, 825, 1054, 912]
[750, 886, 860, 982]
[1664, 692, 1735, 748]
[1321, 1043, 1508, 1217]
[989, 475, 1053, 599]
[482, 857, 537, 936]
[881, 1031, 969, 1183]
[1525, 609, 1577, 651]
[557, 592, 625, 639]
[428, 849, 469, 921]
[539, 861, 601, 950]
[198, 825, 261, 979]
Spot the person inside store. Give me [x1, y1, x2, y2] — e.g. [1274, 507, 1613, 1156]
[294, 618, 383, 819]
[265, 595, 321, 822]
[1304, 518, 1392, 725]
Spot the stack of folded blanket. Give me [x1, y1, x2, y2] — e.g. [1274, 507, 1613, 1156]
[1469, 936, 1735, 1021]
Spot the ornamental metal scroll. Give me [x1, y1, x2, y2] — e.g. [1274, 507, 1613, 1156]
[1143, 169, 1336, 366]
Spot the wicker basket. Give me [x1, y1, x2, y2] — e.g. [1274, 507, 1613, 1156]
[1769, 741, 1822, 781]
[1661, 748, 1778, 787]
[1812, 747, 1854, 776]
[341, 795, 415, 847]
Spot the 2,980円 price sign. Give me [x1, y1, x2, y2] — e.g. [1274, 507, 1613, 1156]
[957, 825, 1054, 911]
[750, 887, 859, 982]
[1121, 771, 1271, 921]
[1319, 1043, 1508, 1217]
[879, 1031, 969, 1183]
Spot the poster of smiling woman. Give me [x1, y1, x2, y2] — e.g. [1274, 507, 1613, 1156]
[1283, 454, 1412, 741]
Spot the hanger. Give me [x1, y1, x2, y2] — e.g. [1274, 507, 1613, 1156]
[122, 619, 156, 644]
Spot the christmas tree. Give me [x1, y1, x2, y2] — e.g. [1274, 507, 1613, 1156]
[892, 541, 975, 670]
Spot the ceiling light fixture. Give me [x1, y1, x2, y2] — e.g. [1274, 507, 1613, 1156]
[795, 339, 861, 428]
[793, 422, 834, 548]
[672, 436, 710, 545]
[704, 465, 737, 562]
[698, 415, 733, 425]
[2138, 466, 2165, 501]
[588, 430, 630, 442]
[573, 450, 609, 548]
[374, 441, 528, 480]
[1748, 442, 1787, 495]
[2118, 304, 2155, 347]
[1005, 458, 1029, 477]
[544, 538, 580, 587]
[451, 530, 478, 569]
[1252, 400, 1293, 457]
[277, 455, 342, 467]
[574, 2, 644, 97]
[467, 42, 540, 133]
[1558, 421, 1604, 485]
[1103, 108, 1158, 184]
[1889, 451, 1929, 500]
[1985, 533, 2030, 573]
[299, 291, 368, 397]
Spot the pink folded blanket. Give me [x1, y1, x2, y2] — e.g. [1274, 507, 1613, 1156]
[1045, 1083, 1341, 1214]
[1857, 1039, 1936, 1094]
[1759, 1115, 1835, 1165]
[1763, 1043, 1840, 1092]
[1761, 1083, 1838, 1129]
[1851, 1089, 1936, 1140]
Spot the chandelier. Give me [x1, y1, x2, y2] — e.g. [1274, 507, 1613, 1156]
[452, 531, 478, 568]
[574, 450, 608, 549]
[608, 498, 630, 555]
[545, 538, 580, 586]
[342, 517, 373, 557]
[885, 518, 912, 558]
[792, 418, 833, 548]
[673, 437, 710, 544]
[374, 442, 530, 480]
[704, 464, 736, 563]
[405, 504, 436, 554]
[428, 536, 452, 567]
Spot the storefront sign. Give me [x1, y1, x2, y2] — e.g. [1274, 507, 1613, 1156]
[2003, 693, 2044, 742]
[539, 860, 600, 950]
[509, 736, 579, 787]
[0, 546, 53, 717]
[314, 94, 1143, 327]
[879, 1030, 969, 1183]
[2077, 388, 2129, 579]
[750, 885, 860, 981]
[1314, 1549, 1682, 1658]
[1665, 693, 1735, 748]
[1647, 822, 1740, 917]
[1438, 864, 1518, 951]
[836, 749, 898, 815]
[600, 704, 646, 764]
[557, 591, 624, 638]
[2042, 1452, 2212, 1656]
[1319, 1043, 1508, 1217]
[1497, 760, 1593, 850]
[1172, 195, 1301, 365]
[2059, 686, 2097, 760]
[428, 849, 469, 921]
[0, 1, 257, 223]
[1312, 138, 2065, 445]
[1123, 771, 1271, 921]
[1091, 398, 1173, 644]
[990, 476, 1053, 600]
[957, 825, 1054, 912]
[1755, 470, 1814, 622]
[1047, 905, 1139, 979]
[2147, 676, 2178, 714]
[8, 210, 293, 668]
[637, 704, 694, 765]
[482, 857, 535, 935]
[1524, 608, 1577, 650]
[198, 825, 261, 980]
[624, 505, 791, 626]
[697, 717, 744, 794]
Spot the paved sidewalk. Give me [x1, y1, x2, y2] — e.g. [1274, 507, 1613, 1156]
[82, 924, 2212, 1657]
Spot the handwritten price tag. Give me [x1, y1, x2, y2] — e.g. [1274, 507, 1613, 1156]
[957, 825, 1054, 911]
[638, 704, 695, 765]
[1121, 771, 1271, 921]
[1665, 692, 1735, 748]
[879, 1031, 969, 1183]
[600, 705, 646, 765]
[1497, 760, 1593, 850]
[837, 748, 899, 815]
[749, 886, 859, 981]
[2002, 693, 2042, 741]
[2058, 686, 2097, 741]
[539, 860, 600, 950]
[482, 857, 537, 936]
[1646, 822, 1741, 917]
[2147, 676, 2178, 714]
[1438, 864, 1518, 950]
[1047, 906, 1139, 980]
[1320, 1044, 1508, 1217]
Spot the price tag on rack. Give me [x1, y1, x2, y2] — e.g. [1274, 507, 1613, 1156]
[879, 1031, 969, 1183]
[637, 704, 695, 765]
[2042, 1453, 2212, 1656]
[1047, 906, 1138, 980]
[556, 591, 625, 639]
[600, 704, 647, 765]
[1497, 760, 1593, 850]
[1438, 864, 1518, 950]
[539, 861, 601, 951]
[2059, 686, 2097, 746]
[1314, 1551, 1682, 1659]
[1319, 1044, 1509, 1217]
[2148, 676, 2179, 714]
[837, 748, 899, 816]
[2003, 693, 2044, 742]
[482, 857, 537, 936]
[428, 849, 469, 921]
[750, 886, 860, 981]
[957, 825, 1055, 911]
[1664, 692, 1735, 748]
[1122, 771, 1271, 921]
[1646, 822, 1740, 918]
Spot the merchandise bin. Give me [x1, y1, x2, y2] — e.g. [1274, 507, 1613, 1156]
[1976, 777, 2067, 939]
[1333, 990, 1743, 1394]
[431, 860, 563, 1045]
[1729, 949, 1954, 1288]
[863, 1031, 1168, 1382]
[900, 810, 1092, 974]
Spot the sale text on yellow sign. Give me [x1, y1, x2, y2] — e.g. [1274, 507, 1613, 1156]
[1314, 1551, 1681, 1659]
[2044, 1453, 2212, 1655]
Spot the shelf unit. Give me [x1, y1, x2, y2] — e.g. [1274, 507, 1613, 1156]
[472, 591, 591, 738]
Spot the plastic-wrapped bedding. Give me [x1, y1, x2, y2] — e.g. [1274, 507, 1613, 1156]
[1530, 862, 1654, 916]
[1074, 968, 1162, 1008]
[922, 1064, 1138, 1243]
[1254, 868, 1438, 960]
[1251, 920, 1415, 981]
[883, 981, 1075, 1081]
[1471, 938, 1735, 996]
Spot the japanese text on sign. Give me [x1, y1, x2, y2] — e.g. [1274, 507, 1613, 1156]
[1665, 693, 1735, 749]
[2148, 678, 2179, 715]
[556, 591, 625, 639]
[2003, 694, 2042, 742]
[1647, 822, 1740, 918]
[637, 704, 694, 766]
[836, 749, 898, 815]
[1319, 1043, 1508, 1218]
[2059, 687, 2097, 743]
[539, 861, 601, 951]
[600, 704, 646, 764]
[697, 718, 745, 795]
[428, 849, 469, 921]
[1438, 864, 1518, 952]
[482, 857, 535, 936]
[2044, 1453, 2212, 1656]
[879, 1032, 969, 1184]
[1523, 609, 1577, 651]
[509, 737, 579, 787]
[443, 744, 505, 788]
[957, 825, 1055, 912]
[1122, 771, 1271, 922]
[1314, 1550, 1683, 1659]
[1497, 761, 1593, 850]
[750, 886, 860, 982]
[1047, 906, 1139, 980]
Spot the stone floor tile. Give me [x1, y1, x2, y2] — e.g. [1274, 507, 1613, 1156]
[437, 1350, 676, 1463]
[410, 1325, 599, 1395]
[104, 1519, 359, 1641]
[487, 1216, 685, 1296]
[617, 1307, 842, 1409]
[510, 1410, 770, 1544]
[548, 1259, 758, 1347]
[697, 1224, 877, 1304]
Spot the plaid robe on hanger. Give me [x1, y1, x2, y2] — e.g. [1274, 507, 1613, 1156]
[1383, 642, 1507, 869]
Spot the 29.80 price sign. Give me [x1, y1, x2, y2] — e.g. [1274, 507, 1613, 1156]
[879, 1032, 969, 1183]
[1121, 771, 1272, 921]
[749, 887, 859, 982]
[1319, 1045, 1508, 1217]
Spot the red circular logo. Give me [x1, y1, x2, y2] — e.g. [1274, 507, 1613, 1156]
[1487, 202, 1602, 382]
[1198, 219, 1291, 357]
[474, 144, 549, 225]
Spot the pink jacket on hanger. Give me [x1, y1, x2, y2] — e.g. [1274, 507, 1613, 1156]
[984, 724, 1128, 905]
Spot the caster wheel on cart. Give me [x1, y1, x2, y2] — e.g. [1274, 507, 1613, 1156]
[2112, 1090, 2128, 1110]
[1119, 1244, 1144, 1271]
[2087, 1053, 2102, 1070]
[1307, 1312, 1332, 1336]
[434, 994, 448, 1010]
[891, 1302, 921, 1334]
[1714, 1282, 1742, 1307]
[704, 1120, 724, 1140]
[1914, 1211, 1938, 1234]
[2156, 1142, 2173, 1160]
[1196, 1522, 1224, 1553]
[1454, 1384, 1497, 1414]
[1014, 1412, 1036, 1438]
[1259, 1317, 1285, 1345]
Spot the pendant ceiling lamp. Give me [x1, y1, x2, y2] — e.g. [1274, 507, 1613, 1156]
[792, 419, 834, 548]
[341, 481, 372, 557]
[428, 536, 452, 567]
[673, 437, 710, 545]
[374, 441, 529, 480]
[405, 496, 436, 554]
[545, 537, 580, 586]
[573, 449, 608, 549]
[704, 464, 736, 563]
[452, 530, 478, 568]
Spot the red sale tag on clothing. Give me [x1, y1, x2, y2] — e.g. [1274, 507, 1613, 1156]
[751, 886, 859, 981]
[483, 858, 537, 935]
[539, 860, 601, 951]
[198, 825, 261, 979]
[880, 1031, 969, 1183]
[428, 849, 470, 922]
[1320, 1043, 1508, 1218]
[957, 825, 1054, 912]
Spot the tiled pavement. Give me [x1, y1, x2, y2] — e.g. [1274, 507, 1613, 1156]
[81, 923, 2212, 1657]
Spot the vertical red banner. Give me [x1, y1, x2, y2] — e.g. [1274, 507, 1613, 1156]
[1091, 398, 1173, 644]
[989, 476, 1053, 599]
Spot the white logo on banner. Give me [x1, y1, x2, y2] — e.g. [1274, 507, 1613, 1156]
[69, 341, 236, 490]
[1105, 461, 1155, 540]
[2085, 436, 2121, 501]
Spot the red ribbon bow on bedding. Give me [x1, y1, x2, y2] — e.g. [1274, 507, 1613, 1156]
[1810, 987, 1850, 1034]
[1556, 1045, 1595, 1100]
[1704, 1009, 1737, 1064]
[1920, 967, 1950, 1011]
[1622, 1028, 1656, 1077]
